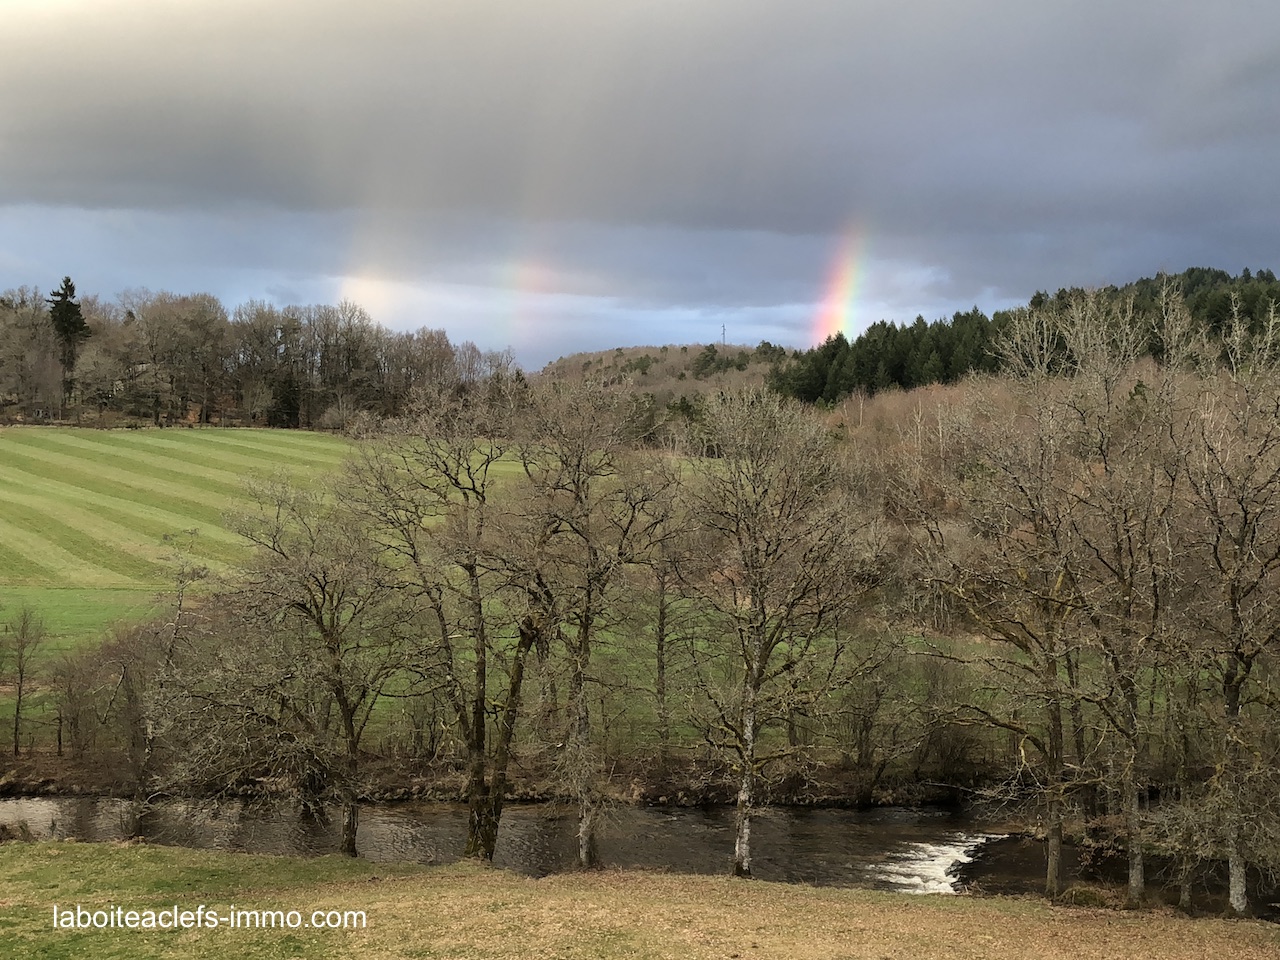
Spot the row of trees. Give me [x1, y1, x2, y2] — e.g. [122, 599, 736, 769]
[889, 286, 1280, 911]
[8, 284, 1280, 911]
[17, 375, 897, 879]
[0, 282, 502, 427]
[6, 266, 1274, 425]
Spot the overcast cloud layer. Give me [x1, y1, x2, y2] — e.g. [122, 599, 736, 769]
[3, 0, 1278, 365]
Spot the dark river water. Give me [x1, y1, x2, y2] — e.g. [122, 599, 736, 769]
[0, 798, 1013, 894]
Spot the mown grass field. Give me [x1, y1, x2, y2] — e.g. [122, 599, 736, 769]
[0, 841, 1276, 960]
[0, 427, 350, 650]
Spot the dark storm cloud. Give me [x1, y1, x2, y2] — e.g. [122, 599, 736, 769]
[2, 0, 1278, 357]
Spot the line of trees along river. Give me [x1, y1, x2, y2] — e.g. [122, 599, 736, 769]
[5, 282, 1280, 916]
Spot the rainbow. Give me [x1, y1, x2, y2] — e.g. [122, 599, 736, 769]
[332, 204, 560, 352]
[812, 229, 867, 344]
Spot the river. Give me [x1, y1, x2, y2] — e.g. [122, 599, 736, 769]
[0, 797, 1009, 894]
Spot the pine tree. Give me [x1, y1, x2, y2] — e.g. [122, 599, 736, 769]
[46, 276, 89, 406]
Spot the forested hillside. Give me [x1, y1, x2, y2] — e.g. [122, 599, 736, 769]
[539, 340, 784, 395]
[770, 266, 1280, 403]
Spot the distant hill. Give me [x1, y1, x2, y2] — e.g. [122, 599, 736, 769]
[541, 268, 1280, 412]
[538, 340, 789, 405]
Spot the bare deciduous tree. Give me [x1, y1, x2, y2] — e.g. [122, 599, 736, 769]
[516, 374, 674, 866]
[346, 375, 548, 861]
[678, 390, 880, 878]
[157, 478, 408, 856]
[4, 606, 46, 758]
[902, 355, 1098, 899]
[1177, 298, 1280, 914]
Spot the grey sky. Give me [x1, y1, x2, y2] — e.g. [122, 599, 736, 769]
[3, 0, 1277, 365]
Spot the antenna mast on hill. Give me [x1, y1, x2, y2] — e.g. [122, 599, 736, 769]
[721, 323, 726, 346]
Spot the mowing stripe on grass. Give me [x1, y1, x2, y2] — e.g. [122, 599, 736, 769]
[27, 431, 251, 489]
[0, 492, 204, 582]
[170, 429, 350, 466]
[0, 446, 233, 528]
[204, 427, 351, 455]
[8, 432, 247, 501]
[73, 430, 333, 477]
[0, 513, 139, 587]
[0, 427, 347, 639]
[73, 426, 349, 473]
[75, 502, 245, 568]
[0, 535, 60, 585]
[0, 464, 243, 551]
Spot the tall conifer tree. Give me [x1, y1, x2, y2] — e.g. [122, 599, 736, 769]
[46, 276, 88, 405]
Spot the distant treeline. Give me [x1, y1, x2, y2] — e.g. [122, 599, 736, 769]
[0, 283, 510, 427]
[6, 267, 1278, 425]
[769, 266, 1280, 403]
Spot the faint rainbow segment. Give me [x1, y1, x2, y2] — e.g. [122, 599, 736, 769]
[812, 231, 866, 345]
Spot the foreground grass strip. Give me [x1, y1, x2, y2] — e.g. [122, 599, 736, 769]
[0, 843, 1275, 960]
[0, 587, 159, 650]
[0, 842, 430, 960]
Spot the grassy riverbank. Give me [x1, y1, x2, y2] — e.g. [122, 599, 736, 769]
[0, 841, 1275, 960]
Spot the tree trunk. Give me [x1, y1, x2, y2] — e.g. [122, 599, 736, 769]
[1178, 857, 1194, 913]
[1045, 802, 1064, 899]
[577, 799, 599, 869]
[124, 799, 148, 840]
[1124, 766, 1144, 906]
[1223, 661, 1250, 917]
[464, 774, 502, 860]
[12, 683, 22, 758]
[334, 681, 361, 858]
[1042, 659, 1066, 899]
[463, 617, 536, 861]
[568, 614, 596, 868]
[1065, 648, 1088, 771]
[733, 683, 758, 878]
[655, 572, 670, 772]
[1227, 832, 1249, 917]
[733, 769, 754, 879]
[340, 797, 359, 857]
[462, 565, 495, 860]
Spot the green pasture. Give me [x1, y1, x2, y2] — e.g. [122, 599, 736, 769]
[0, 427, 350, 646]
[0, 426, 942, 769]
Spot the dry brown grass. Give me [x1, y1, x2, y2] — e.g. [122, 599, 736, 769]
[3, 840, 1277, 959]
[339, 865, 1279, 960]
